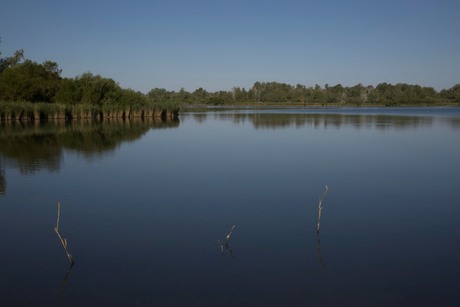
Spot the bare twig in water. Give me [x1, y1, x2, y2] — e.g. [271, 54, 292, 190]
[316, 185, 329, 234]
[226, 224, 236, 241]
[54, 202, 74, 265]
[56, 200, 61, 231]
[218, 225, 236, 257]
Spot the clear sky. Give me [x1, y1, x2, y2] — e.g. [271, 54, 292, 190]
[1, 0, 459, 93]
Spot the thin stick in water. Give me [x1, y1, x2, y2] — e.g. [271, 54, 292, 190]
[316, 185, 329, 234]
[226, 224, 236, 242]
[56, 201, 61, 231]
[54, 202, 74, 265]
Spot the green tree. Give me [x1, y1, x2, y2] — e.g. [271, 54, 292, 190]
[229, 86, 248, 102]
[0, 37, 25, 73]
[0, 59, 61, 102]
[250, 82, 262, 101]
[312, 84, 324, 103]
[346, 83, 367, 104]
[54, 78, 82, 104]
[440, 84, 460, 102]
[76, 72, 120, 105]
[209, 90, 232, 104]
[147, 88, 173, 103]
[177, 88, 190, 104]
[324, 84, 345, 104]
[191, 87, 208, 104]
[292, 84, 308, 103]
[119, 88, 147, 107]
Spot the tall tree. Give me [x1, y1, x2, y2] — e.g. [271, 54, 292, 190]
[0, 59, 61, 102]
[0, 37, 24, 73]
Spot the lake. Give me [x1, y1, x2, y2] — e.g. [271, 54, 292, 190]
[1, 107, 460, 306]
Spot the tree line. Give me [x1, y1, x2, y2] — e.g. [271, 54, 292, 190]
[0, 40, 181, 121]
[1, 40, 459, 108]
[0, 42, 152, 109]
[148, 82, 460, 106]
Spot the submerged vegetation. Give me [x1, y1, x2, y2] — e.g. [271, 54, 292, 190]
[0, 38, 459, 122]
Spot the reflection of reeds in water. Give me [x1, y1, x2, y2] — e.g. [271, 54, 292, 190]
[218, 224, 236, 257]
[316, 185, 328, 234]
[0, 169, 6, 195]
[54, 202, 74, 266]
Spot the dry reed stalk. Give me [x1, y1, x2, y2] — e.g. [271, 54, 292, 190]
[316, 185, 329, 234]
[54, 202, 74, 265]
[218, 225, 236, 255]
[56, 201, 61, 231]
[226, 225, 236, 241]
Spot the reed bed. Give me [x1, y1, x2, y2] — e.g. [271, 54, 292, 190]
[0, 101, 179, 122]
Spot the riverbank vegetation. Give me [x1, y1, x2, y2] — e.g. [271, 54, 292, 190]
[0, 41, 179, 121]
[1, 40, 459, 122]
[148, 82, 460, 106]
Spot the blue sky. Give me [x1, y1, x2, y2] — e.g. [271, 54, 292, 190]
[1, 0, 459, 93]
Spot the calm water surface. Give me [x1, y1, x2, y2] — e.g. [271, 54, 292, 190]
[1, 107, 459, 306]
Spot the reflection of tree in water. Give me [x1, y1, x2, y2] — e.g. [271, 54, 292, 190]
[0, 131, 62, 174]
[442, 117, 460, 128]
[192, 113, 207, 123]
[187, 110, 460, 130]
[249, 113, 435, 130]
[0, 169, 6, 195]
[0, 118, 179, 175]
